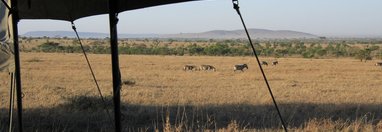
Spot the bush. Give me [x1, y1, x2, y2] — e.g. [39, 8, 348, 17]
[31, 39, 382, 59]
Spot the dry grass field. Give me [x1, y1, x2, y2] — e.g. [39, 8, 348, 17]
[1, 52, 382, 131]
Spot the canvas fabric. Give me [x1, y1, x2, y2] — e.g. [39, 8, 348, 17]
[0, 1, 14, 72]
[16, 0, 198, 21]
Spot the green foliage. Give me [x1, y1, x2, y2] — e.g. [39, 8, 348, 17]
[32, 39, 382, 59]
[205, 43, 230, 56]
[355, 45, 377, 62]
[187, 44, 205, 55]
[37, 42, 64, 52]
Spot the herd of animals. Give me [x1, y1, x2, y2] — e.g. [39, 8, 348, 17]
[183, 60, 279, 72]
[184, 61, 382, 72]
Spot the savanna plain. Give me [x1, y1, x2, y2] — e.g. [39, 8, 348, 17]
[1, 52, 382, 131]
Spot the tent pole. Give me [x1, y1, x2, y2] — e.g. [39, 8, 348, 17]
[108, 0, 122, 131]
[8, 72, 15, 131]
[10, 0, 23, 131]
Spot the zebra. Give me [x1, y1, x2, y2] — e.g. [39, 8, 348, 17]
[234, 64, 248, 72]
[183, 65, 198, 71]
[272, 61, 278, 66]
[261, 61, 268, 66]
[200, 65, 216, 72]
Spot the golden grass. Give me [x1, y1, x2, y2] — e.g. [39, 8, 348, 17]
[1, 52, 382, 131]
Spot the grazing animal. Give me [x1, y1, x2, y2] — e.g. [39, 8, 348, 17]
[183, 65, 198, 71]
[200, 65, 216, 72]
[272, 61, 278, 66]
[261, 61, 268, 66]
[234, 64, 248, 72]
[376, 62, 382, 66]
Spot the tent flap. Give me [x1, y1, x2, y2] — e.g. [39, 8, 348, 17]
[18, 0, 199, 21]
[1, 0, 14, 72]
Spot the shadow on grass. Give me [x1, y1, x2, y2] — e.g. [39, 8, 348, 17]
[1, 95, 381, 131]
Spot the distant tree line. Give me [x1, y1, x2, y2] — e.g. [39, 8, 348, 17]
[30, 39, 382, 61]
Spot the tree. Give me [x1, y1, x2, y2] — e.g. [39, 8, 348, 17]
[356, 49, 372, 62]
[205, 43, 230, 56]
[187, 44, 204, 55]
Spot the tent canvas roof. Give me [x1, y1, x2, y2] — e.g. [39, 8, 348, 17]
[16, 0, 199, 21]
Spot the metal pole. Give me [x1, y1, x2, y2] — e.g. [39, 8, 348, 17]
[10, 0, 23, 131]
[108, 0, 122, 131]
[232, 1, 287, 131]
[8, 72, 15, 132]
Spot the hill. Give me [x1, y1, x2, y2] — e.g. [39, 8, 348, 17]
[22, 28, 318, 39]
[164, 29, 318, 39]
[22, 31, 159, 38]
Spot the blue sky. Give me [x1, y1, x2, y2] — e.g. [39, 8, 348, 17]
[19, 0, 382, 37]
